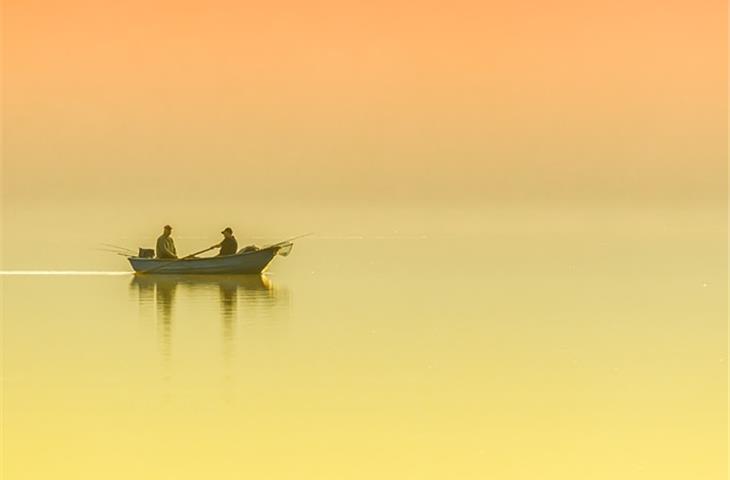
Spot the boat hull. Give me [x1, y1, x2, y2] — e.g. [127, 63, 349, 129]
[129, 246, 280, 274]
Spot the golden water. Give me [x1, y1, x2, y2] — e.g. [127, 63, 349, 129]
[1, 204, 726, 479]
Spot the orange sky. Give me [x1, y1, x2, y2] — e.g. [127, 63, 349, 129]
[2, 0, 727, 205]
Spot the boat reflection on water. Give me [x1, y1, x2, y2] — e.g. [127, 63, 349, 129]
[130, 274, 287, 364]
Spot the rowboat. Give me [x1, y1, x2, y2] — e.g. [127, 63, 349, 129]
[128, 244, 290, 275]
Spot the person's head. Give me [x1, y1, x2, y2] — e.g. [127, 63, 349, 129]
[163, 225, 173, 236]
[221, 227, 233, 238]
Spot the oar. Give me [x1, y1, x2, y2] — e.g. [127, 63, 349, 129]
[141, 246, 217, 274]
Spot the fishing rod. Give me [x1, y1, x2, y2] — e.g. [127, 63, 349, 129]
[94, 247, 134, 257]
[100, 243, 136, 254]
[264, 233, 314, 249]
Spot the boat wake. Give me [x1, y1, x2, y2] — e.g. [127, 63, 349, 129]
[0, 271, 131, 276]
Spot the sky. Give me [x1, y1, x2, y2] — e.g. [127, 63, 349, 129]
[1, 0, 727, 206]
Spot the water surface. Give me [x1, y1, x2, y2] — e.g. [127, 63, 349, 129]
[2, 205, 726, 479]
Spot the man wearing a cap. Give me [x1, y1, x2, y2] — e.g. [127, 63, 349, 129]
[213, 227, 238, 256]
[156, 225, 178, 259]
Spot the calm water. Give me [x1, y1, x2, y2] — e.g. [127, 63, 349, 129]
[2, 205, 727, 479]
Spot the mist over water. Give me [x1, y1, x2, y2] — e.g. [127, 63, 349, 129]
[2, 201, 726, 479]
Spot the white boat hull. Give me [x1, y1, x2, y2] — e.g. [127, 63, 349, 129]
[129, 246, 281, 275]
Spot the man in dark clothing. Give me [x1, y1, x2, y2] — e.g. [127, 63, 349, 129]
[156, 225, 178, 259]
[213, 227, 238, 256]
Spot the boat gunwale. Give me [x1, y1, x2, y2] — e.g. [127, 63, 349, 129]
[128, 245, 281, 263]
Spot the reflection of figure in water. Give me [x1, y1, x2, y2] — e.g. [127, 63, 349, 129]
[219, 280, 238, 364]
[130, 275, 279, 364]
[219, 281, 238, 319]
[155, 279, 177, 361]
[131, 275, 178, 362]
